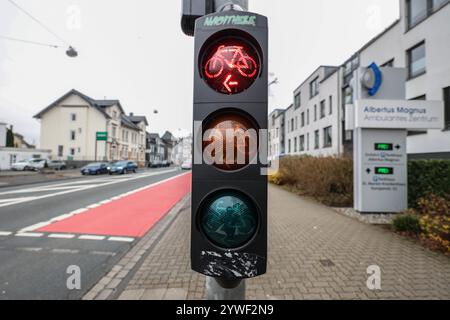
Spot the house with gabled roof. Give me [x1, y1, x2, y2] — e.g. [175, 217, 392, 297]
[34, 89, 148, 166]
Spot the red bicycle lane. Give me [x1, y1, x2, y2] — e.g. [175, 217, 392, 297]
[38, 173, 192, 238]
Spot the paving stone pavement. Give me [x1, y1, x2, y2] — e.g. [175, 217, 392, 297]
[117, 185, 450, 300]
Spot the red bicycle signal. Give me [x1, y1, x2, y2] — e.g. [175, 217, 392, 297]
[202, 38, 260, 94]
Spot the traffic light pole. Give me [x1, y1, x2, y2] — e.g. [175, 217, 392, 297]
[204, 0, 248, 301]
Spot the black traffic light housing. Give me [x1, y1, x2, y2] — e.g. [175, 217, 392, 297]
[191, 10, 268, 282]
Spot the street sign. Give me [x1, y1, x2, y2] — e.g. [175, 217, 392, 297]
[96, 132, 108, 141]
[191, 10, 268, 286]
[350, 66, 445, 213]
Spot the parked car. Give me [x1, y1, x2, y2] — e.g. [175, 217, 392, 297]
[161, 160, 171, 167]
[148, 160, 162, 168]
[81, 163, 109, 175]
[27, 159, 48, 171]
[108, 161, 138, 174]
[181, 160, 192, 170]
[11, 160, 33, 171]
[47, 160, 67, 171]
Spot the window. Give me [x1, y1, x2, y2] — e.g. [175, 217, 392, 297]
[78, 128, 82, 134]
[70, 130, 76, 141]
[58, 145, 63, 157]
[291, 119, 294, 132]
[294, 137, 297, 152]
[314, 130, 319, 149]
[381, 59, 395, 67]
[320, 100, 326, 119]
[407, 42, 426, 79]
[314, 105, 317, 121]
[301, 112, 305, 127]
[70, 148, 75, 156]
[113, 111, 117, 119]
[329, 96, 333, 115]
[443, 87, 450, 130]
[406, 0, 449, 29]
[310, 77, 319, 98]
[112, 126, 117, 138]
[300, 135, 305, 151]
[295, 117, 298, 130]
[288, 139, 291, 153]
[276, 128, 279, 138]
[323, 126, 332, 148]
[71, 113, 76, 121]
[77, 148, 81, 153]
[306, 133, 310, 151]
[307, 109, 310, 125]
[294, 92, 301, 109]
[407, 0, 428, 28]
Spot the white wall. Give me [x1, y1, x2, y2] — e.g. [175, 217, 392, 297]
[0, 148, 51, 170]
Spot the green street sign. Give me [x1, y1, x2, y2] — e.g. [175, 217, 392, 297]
[96, 131, 108, 141]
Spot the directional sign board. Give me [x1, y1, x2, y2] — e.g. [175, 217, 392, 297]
[354, 129, 407, 213]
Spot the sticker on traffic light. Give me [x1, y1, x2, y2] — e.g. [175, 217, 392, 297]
[201, 36, 260, 94]
[199, 189, 259, 249]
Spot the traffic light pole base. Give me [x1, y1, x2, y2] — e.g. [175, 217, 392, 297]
[206, 277, 245, 300]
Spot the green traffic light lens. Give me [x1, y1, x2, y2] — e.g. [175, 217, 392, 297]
[200, 190, 258, 249]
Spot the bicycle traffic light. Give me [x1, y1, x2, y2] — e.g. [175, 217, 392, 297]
[191, 10, 268, 284]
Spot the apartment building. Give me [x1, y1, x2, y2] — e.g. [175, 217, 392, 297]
[34, 89, 148, 166]
[268, 109, 285, 160]
[273, 0, 450, 159]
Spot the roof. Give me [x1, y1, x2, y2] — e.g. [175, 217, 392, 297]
[120, 114, 141, 130]
[147, 133, 160, 139]
[293, 65, 339, 93]
[33, 89, 122, 119]
[129, 115, 149, 126]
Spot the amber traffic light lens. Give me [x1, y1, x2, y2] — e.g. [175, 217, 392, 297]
[201, 37, 260, 94]
[203, 112, 258, 171]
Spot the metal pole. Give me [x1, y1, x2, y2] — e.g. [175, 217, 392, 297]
[205, 0, 249, 301]
[206, 277, 245, 300]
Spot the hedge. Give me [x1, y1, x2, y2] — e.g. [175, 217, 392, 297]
[408, 160, 450, 208]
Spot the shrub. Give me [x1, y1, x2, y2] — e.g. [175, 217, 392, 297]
[272, 156, 353, 207]
[408, 160, 450, 208]
[393, 214, 421, 234]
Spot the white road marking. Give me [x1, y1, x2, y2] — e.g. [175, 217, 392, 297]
[90, 251, 116, 256]
[0, 169, 178, 208]
[48, 233, 76, 239]
[70, 208, 88, 215]
[0, 232, 12, 236]
[19, 222, 53, 233]
[17, 247, 43, 252]
[78, 235, 106, 241]
[108, 237, 135, 243]
[51, 248, 79, 254]
[15, 233, 44, 238]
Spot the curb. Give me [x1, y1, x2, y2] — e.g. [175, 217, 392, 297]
[82, 193, 191, 300]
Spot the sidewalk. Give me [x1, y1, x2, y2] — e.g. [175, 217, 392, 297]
[0, 169, 82, 188]
[89, 185, 450, 300]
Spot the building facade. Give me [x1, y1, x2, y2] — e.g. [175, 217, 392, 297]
[172, 135, 193, 166]
[34, 89, 148, 166]
[273, 0, 450, 159]
[146, 133, 166, 164]
[268, 109, 285, 161]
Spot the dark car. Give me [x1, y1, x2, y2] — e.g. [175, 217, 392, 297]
[148, 160, 162, 168]
[108, 161, 138, 175]
[80, 163, 109, 175]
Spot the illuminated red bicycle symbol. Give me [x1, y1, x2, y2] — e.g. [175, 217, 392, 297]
[204, 45, 258, 79]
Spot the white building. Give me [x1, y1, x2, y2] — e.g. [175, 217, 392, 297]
[268, 109, 285, 161]
[34, 89, 148, 166]
[276, 0, 450, 159]
[358, 0, 450, 158]
[0, 122, 6, 147]
[172, 135, 193, 166]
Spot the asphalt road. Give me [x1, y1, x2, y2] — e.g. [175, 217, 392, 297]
[0, 168, 188, 300]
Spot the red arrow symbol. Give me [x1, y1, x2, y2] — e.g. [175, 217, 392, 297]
[223, 74, 238, 93]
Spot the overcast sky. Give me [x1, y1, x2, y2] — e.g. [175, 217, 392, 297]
[0, 0, 399, 146]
